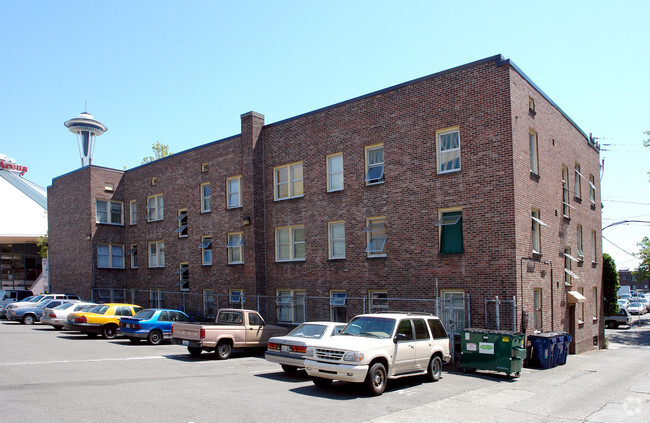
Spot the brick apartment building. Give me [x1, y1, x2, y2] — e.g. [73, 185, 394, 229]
[48, 55, 603, 353]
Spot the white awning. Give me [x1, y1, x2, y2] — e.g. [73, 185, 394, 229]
[564, 253, 580, 263]
[565, 268, 580, 280]
[567, 291, 587, 304]
[531, 216, 549, 227]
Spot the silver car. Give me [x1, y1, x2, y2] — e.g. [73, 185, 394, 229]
[6, 299, 78, 325]
[41, 302, 97, 329]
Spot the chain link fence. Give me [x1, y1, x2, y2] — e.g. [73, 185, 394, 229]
[92, 288, 474, 332]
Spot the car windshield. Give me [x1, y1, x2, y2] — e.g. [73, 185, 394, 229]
[287, 323, 328, 338]
[37, 301, 54, 309]
[27, 295, 44, 303]
[629, 301, 641, 306]
[340, 317, 395, 339]
[134, 310, 156, 320]
[86, 305, 109, 314]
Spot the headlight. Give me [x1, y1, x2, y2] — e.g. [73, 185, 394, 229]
[343, 351, 364, 362]
[305, 347, 314, 357]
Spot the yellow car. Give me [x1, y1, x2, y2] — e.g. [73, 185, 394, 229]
[64, 303, 143, 339]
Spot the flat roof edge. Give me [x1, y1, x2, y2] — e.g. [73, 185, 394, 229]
[264, 55, 507, 129]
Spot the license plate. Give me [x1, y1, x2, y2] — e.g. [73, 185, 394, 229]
[281, 345, 291, 352]
[182, 340, 189, 346]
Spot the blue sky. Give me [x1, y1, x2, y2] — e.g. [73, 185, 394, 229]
[1, 1, 648, 270]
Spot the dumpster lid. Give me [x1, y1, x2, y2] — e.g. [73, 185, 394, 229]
[461, 328, 525, 336]
[567, 290, 587, 304]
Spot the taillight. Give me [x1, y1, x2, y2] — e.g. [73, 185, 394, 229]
[171, 326, 174, 336]
[134, 324, 141, 330]
[200, 328, 205, 339]
[48, 312, 57, 318]
[267, 342, 278, 350]
[292, 345, 307, 353]
[75, 315, 87, 323]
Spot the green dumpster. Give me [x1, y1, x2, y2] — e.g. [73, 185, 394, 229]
[459, 328, 526, 378]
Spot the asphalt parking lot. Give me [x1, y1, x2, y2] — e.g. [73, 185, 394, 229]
[1, 320, 649, 423]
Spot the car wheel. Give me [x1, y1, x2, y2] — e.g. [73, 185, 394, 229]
[188, 347, 202, 357]
[312, 377, 333, 388]
[606, 321, 617, 329]
[364, 362, 387, 396]
[101, 325, 118, 339]
[147, 330, 163, 345]
[129, 338, 141, 344]
[22, 314, 35, 325]
[425, 355, 443, 382]
[215, 340, 232, 360]
[281, 365, 298, 374]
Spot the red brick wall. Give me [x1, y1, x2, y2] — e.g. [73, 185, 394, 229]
[509, 68, 602, 353]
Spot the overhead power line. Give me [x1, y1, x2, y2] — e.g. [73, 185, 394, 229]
[602, 235, 638, 258]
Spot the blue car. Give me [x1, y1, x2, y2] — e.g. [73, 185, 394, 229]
[119, 309, 191, 345]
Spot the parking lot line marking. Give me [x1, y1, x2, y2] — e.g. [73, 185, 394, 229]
[0, 356, 166, 366]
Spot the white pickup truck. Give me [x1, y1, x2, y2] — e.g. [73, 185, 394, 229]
[304, 312, 451, 395]
[171, 309, 287, 359]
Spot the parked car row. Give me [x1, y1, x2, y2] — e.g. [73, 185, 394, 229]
[618, 292, 650, 314]
[4, 296, 453, 396]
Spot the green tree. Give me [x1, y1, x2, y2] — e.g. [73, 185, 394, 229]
[36, 234, 48, 259]
[634, 236, 650, 285]
[602, 253, 620, 315]
[142, 141, 171, 164]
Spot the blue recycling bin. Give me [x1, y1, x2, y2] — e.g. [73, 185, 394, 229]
[558, 333, 572, 365]
[527, 333, 557, 369]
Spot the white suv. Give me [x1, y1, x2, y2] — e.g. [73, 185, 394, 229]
[304, 312, 451, 396]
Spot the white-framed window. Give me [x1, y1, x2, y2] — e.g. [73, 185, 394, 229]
[437, 127, 461, 174]
[591, 230, 597, 263]
[96, 199, 123, 225]
[533, 288, 542, 331]
[578, 287, 585, 323]
[328, 221, 345, 259]
[330, 290, 347, 322]
[227, 176, 242, 208]
[275, 225, 305, 262]
[177, 263, 189, 291]
[200, 183, 211, 213]
[229, 289, 245, 308]
[201, 162, 209, 173]
[276, 289, 305, 323]
[203, 289, 215, 319]
[437, 208, 463, 254]
[130, 244, 138, 269]
[364, 217, 387, 257]
[274, 162, 303, 200]
[175, 209, 188, 238]
[150, 289, 164, 308]
[97, 244, 124, 268]
[531, 209, 547, 254]
[151, 177, 157, 186]
[129, 200, 137, 225]
[148, 241, 165, 268]
[577, 224, 583, 258]
[146, 194, 164, 222]
[327, 153, 344, 192]
[593, 287, 598, 319]
[574, 164, 582, 199]
[227, 232, 244, 264]
[562, 166, 570, 218]
[104, 182, 114, 192]
[199, 236, 212, 266]
[564, 247, 579, 286]
[529, 130, 539, 175]
[364, 144, 384, 185]
[589, 174, 596, 207]
[369, 290, 388, 313]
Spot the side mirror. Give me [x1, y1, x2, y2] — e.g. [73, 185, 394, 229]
[394, 333, 407, 343]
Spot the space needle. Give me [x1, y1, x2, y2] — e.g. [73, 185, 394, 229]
[64, 111, 108, 167]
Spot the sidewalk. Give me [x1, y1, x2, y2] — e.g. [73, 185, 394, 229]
[369, 324, 650, 423]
